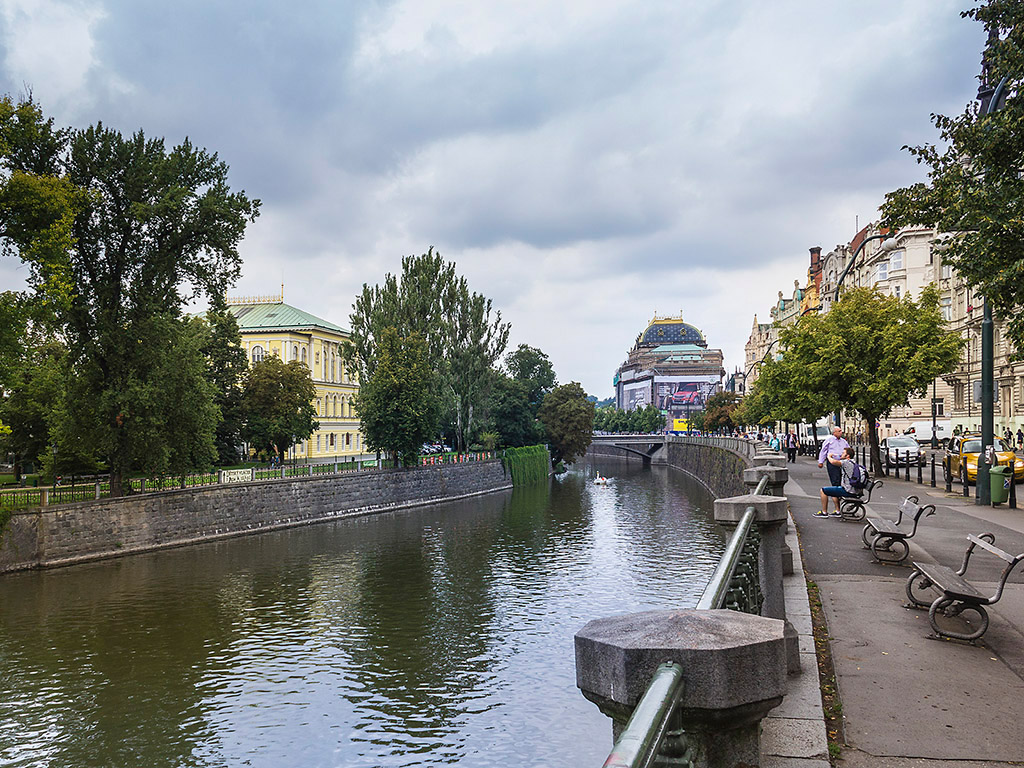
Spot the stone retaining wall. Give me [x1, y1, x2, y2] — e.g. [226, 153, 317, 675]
[665, 440, 749, 498]
[0, 460, 512, 573]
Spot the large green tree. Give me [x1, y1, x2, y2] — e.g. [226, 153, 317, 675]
[538, 382, 595, 466]
[201, 307, 249, 464]
[702, 392, 742, 433]
[487, 374, 540, 448]
[346, 248, 509, 452]
[882, 1, 1024, 353]
[755, 287, 961, 472]
[506, 344, 557, 416]
[240, 356, 318, 460]
[356, 328, 440, 466]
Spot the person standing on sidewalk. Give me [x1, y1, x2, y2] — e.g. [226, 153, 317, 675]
[786, 430, 798, 463]
[818, 426, 850, 488]
[815, 446, 858, 517]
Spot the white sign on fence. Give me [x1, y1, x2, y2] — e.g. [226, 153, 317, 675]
[219, 468, 253, 484]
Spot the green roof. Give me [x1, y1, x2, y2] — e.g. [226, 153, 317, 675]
[226, 302, 348, 335]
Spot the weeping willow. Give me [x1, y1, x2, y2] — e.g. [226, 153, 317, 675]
[502, 445, 550, 486]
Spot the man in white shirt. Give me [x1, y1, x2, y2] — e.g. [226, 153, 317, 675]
[817, 427, 850, 487]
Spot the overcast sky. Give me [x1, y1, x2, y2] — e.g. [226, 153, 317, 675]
[0, 0, 986, 397]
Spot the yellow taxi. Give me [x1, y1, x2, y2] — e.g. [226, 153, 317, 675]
[944, 433, 1024, 485]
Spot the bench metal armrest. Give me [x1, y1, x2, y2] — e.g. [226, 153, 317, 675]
[958, 532, 997, 577]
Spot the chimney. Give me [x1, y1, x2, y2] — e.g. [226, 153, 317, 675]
[809, 246, 822, 288]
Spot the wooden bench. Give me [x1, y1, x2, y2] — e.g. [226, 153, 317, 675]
[838, 478, 882, 521]
[860, 495, 936, 563]
[905, 533, 1024, 642]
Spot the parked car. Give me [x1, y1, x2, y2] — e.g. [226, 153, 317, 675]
[944, 433, 1024, 485]
[881, 436, 926, 467]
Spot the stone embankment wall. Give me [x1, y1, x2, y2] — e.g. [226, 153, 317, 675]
[587, 441, 647, 463]
[0, 461, 511, 574]
[665, 440, 749, 498]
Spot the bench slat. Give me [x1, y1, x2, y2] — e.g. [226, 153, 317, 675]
[913, 563, 986, 602]
[967, 534, 1017, 564]
[868, 518, 901, 535]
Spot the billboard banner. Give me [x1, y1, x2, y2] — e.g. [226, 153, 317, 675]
[622, 381, 651, 411]
[654, 375, 720, 415]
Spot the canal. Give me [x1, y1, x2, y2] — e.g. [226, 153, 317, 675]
[0, 461, 725, 768]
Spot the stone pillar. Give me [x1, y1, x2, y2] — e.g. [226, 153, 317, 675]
[280, 466, 286, 480]
[575, 609, 786, 768]
[94, 482, 101, 499]
[751, 452, 785, 468]
[743, 466, 794, 575]
[714, 494, 801, 675]
[40, 488, 49, 507]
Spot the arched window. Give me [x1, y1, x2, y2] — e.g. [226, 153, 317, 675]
[251, 345, 264, 363]
[301, 347, 307, 365]
[292, 345, 298, 361]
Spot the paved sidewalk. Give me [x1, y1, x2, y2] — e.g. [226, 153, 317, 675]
[784, 455, 1024, 766]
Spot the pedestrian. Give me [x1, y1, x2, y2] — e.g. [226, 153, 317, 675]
[786, 430, 798, 463]
[815, 446, 858, 517]
[818, 426, 850, 488]
[1017, 428, 1023, 449]
[769, 432, 781, 452]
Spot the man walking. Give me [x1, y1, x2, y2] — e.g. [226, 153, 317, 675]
[818, 426, 850, 488]
[786, 430, 798, 463]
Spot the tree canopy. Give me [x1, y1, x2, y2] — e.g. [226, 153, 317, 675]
[241, 357, 318, 460]
[754, 286, 961, 471]
[538, 382, 595, 466]
[356, 329, 440, 466]
[881, 0, 1024, 354]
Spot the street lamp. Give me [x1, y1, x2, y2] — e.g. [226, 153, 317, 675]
[974, 73, 1009, 506]
[832, 233, 899, 302]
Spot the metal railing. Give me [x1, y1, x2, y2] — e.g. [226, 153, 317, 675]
[0, 451, 498, 511]
[600, 472, 770, 768]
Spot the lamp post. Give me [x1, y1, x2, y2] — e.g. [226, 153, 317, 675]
[973, 74, 1008, 506]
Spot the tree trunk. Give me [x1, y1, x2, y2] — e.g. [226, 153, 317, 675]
[864, 413, 882, 475]
[110, 469, 124, 498]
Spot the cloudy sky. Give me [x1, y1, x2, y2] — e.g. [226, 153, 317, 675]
[0, 0, 986, 397]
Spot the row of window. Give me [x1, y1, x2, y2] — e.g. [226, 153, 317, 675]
[250, 343, 352, 382]
[317, 395, 356, 418]
[315, 432, 361, 453]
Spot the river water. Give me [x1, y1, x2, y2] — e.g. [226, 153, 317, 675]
[0, 462, 724, 768]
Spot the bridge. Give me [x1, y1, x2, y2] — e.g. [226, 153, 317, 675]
[588, 433, 667, 465]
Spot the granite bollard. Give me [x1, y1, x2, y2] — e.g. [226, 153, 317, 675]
[575, 609, 786, 768]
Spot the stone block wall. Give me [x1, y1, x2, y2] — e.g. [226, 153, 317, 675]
[0, 461, 512, 573]
[665, 441, 749, 498]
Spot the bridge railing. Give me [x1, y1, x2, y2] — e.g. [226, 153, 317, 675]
[578, 447, 791, 768]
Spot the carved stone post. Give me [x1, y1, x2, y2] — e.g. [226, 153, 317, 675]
[575, 609, 786, 768]
[714, 494, 800, 675]
[743, 466, 793, 576]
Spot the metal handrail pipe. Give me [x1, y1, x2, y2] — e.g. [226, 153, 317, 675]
[695, 474, 768, 610]
[602, 662, 685, 768]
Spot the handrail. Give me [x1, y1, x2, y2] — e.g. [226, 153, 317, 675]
[695, 474, 768, 610]
[600, 461, 772, 766]
[602, 662, 685, 768]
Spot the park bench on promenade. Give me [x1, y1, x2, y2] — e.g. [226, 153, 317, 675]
[905, 533, 1024, 642]
[838, 478, 882, 521]
[861, 494, 936, 563]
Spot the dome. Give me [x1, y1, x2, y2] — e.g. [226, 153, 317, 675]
[640, 318, 706, 347]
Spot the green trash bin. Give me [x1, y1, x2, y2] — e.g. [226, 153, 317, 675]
[990, 465, 1010, 504]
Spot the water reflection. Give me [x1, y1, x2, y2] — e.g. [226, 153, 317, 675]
[0, 462, 724, 768]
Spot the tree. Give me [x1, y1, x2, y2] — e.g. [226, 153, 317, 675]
[345, 248, 509, 451]
[538, 382, 595, 465]
[356, 328, 440, 466]
[241, 356, 318, 460]
[754, 287, 961, 472]
[703, 392, 742, 433]
[488, 374, 540, 447]
[881, 1, 1024, 353]
[2, 111, 260, 495]
[201, 307, 248, 464]
[506, 344, 557, 416]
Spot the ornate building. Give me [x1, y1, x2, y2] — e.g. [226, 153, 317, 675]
[226, 291, 363, 462]
[614, 314, 724, 429]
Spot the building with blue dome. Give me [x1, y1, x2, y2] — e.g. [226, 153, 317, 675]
[614, 314, 724, 429]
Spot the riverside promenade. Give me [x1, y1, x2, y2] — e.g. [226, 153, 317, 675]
[785, 455, 1024, 767]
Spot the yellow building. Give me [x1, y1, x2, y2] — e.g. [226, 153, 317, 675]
[226, 292, 362, 462]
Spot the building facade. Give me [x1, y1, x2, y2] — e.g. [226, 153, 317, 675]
[226, 293, 363, 462]
[614, 314, 724, 430]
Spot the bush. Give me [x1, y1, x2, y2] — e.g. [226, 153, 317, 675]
[502, 445, 550, 486]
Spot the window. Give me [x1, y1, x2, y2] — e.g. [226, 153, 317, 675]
[317, 434, 321, 452]
[251, 345, 264, 363]
[301, 347, 307, 365]
[940, 296, 952, 321]
[893, 285, 901, 299]
[329, 433, 335, 447]
[932, 397, 944, 417]
[346, 433, 351, 447]
[941, 263, 953, 279]
[291, 345, 298, 360]
[876, 261, 888, 282]
[889, 250, 903, 271]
